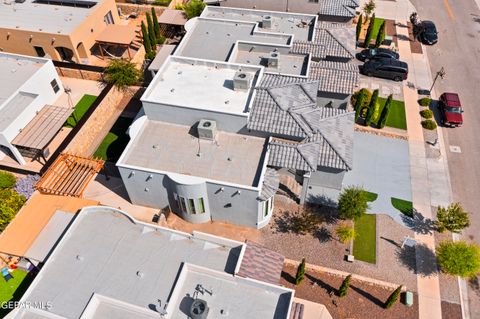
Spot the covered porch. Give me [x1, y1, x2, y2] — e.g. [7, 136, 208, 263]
[94, 24, 138, 61]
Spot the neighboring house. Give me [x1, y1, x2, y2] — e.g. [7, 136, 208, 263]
[6, 206, 331, 319]
[0, 0, 119, 63]
[0, 52, 65, 165]
[205, 0, 359, 22]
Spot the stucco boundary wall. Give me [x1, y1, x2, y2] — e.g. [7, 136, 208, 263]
[65, 86, 142, 157]
[117, 3, 167, 15]
[55, 67, 103, 81]
[284, 258, 408, 292]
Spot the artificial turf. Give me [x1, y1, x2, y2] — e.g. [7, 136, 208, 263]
[64, 94, 97, 128]
[391, 197, 414, 217]
[93, 117, 133, 161]
[0, 270, 34, 317]
[370, 18, 385, 42]
[353, 214, 377, 264]
[376, 97, 407, 130]
[363, 191, 378, 202]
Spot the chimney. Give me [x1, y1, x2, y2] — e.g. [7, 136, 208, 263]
[267, 51, 279, 68]
[262, 15, 272, 29]
[233, 71, 252, 91]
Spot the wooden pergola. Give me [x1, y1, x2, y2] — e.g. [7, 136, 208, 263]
[36, 153, 104, 197]
[95, 25, 137, 60]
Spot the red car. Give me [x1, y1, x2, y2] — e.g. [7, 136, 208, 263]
[439, 93, 464, 127]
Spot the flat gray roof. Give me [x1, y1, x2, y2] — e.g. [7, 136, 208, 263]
[119, 119, 268, 187]
[202, 6, 316, 42]
[176, 18, 291, 61]
[19, 207, 243, 319]
[0, 0, 100, 34]
[143, 56, 261, 116]
[0, 53, 46, 106]
[0, 92, 38, 132]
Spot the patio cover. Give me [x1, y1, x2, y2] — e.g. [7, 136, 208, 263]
[0, 193, 98, 259]
[12, 105, 73, 151]
[95, 24, 136, 46]
[158, 9, 187, 26]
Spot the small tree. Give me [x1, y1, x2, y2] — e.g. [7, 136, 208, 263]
[146, 12, 156, 49]
[151, 7, 162, 43]
[141, 21, 152, 57]
[337, 186, 369, 221]
[375, 21, 386, 48]
[384, 285, 402, 309]
[378, 94, 392, 129]
[185, 0, 205, 19]
[436, 203, 470, 233]
[365, 89, 379, 126]
[363, 13, 375, 48]
[356, 15, 363, 42]
[103, 59, 142, 91]
[295, 258, 306, 285]
[362, 0, 376, 19]
[437, 241, 480, 278]
[338, 274, 352, 297]
[336, 224, 356, 244]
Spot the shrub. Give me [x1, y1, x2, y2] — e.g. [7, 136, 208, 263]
[175, 3, 185, 10]
[0, 189, 26, 232]
[151, 7, 162, 43]
[437, 241, 480, 278]
[336, 224, 356, 244]
[338, 274, 352, 297]
[104, 59, 142, 91]
[337, 186, 369, 221]
[371, 101, 381, 123]
[185, 0, 205, 19]
[0, 171, 16, 189]
[146, 12, 156, 48]
[375, 21, 386, 47]
[378, 94, 392, 129]
[295, 258, 306, 285]
[362, 0, 376, 18]
[141, 21, 152, 56]
[418, 97, 432, 107]
[365, 89, 379, 126]
[384, 285, 402, 309]
[436, 203, 470, 233]
[356, 15, 363, 41]
[351, 88, 372, 108]
[364, 13, 375, 47]
[419, 109, 433, 119]
[421, 119, 437, 130]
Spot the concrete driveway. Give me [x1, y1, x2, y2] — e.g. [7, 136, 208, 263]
[343, 132, 412, 225]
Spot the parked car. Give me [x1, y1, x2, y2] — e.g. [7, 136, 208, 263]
[417, 21, 438, 45]
[361, 58, 408, 81]
[356, 48, 399, 62]
[439, 93, 464, 127]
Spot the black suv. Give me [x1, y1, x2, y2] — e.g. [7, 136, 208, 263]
[417, 21, 438, 45]
[356, 48, 399, 62]
[361, 58, 408, 81]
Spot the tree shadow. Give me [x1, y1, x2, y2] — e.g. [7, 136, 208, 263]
[272, 206, 323, 235]
[469, 276, 480, 297]
[380, 236, 401, 248]
[350, 285, 385, 307]
[281, 271, 296, 285]
[396, 244, 438, 276]
[315, 226, 332, 243]
[305, 273, 337, 295]
[401, 209, 436, 235]
[397, 34, 411, 41]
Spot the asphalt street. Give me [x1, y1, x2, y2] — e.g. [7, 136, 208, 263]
[409, 0, 480, 317]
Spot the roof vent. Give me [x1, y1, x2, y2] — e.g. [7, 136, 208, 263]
[233, 71, 252, 91]
[262, 15, 272, 29]
[267, 51, 279, 68]
[197, 119, 217, 140]
[189, 299, 209, 319]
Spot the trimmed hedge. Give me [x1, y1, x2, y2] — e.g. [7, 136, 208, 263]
[419, 109, 433, 119]
[421, 119, 437, 130]
[418, 97, 432, 107]
[0, 171, 16, 189]
[351, 88, 372, 109]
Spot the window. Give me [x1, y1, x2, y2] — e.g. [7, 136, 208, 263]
[198, 198, 205, 214]
[34, 46, 45, 57]
[104, 11, 114, 25]
[188, 199, 196, 214]
[263, 199, 270, 217]
[179, 197, 187, 213]
[50, 79, 60, 93]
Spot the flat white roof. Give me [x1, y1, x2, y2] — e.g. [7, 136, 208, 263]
[142, 56, 262, 116]
[0, 53, 46, 106]
[0, 0, 100, 34]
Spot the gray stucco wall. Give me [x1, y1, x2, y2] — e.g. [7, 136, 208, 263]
[142, 101, 248, 133]
[118, 166, 268, 228]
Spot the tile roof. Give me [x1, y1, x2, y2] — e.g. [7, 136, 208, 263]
[313, 27, 356, 59]
[259, 168, 280, 201]
[237, 240, 285, 285]
[291, 41, 326, 60]
[318, 0, 358, 18]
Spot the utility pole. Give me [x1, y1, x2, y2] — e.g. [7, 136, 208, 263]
[429, 67, 446, 93]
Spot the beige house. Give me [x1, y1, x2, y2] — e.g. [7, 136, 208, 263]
[0, 0, 121, 64]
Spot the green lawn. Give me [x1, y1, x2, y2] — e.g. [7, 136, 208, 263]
[376, 97, 407, 130]
[363, 191, 378, 202]
[64, 94, 97, 128]
[0, 270, 34, 317]
[353, 214, 377, 264]
[94, 117, 133, 161]
[391, 197, 414, 217]
[370, 18, 385, 43]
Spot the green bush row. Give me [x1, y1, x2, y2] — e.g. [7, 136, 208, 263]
[421, 119, 437, 130]
[419, 109, 433, 119]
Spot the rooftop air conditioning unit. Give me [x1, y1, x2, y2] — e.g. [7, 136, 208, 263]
[198, 119, 217, 140]
[267, 51, 279, 68]
[262, 15, 272, 29]
[190, 299, 209, 319]
[233, 71, 252, 91]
